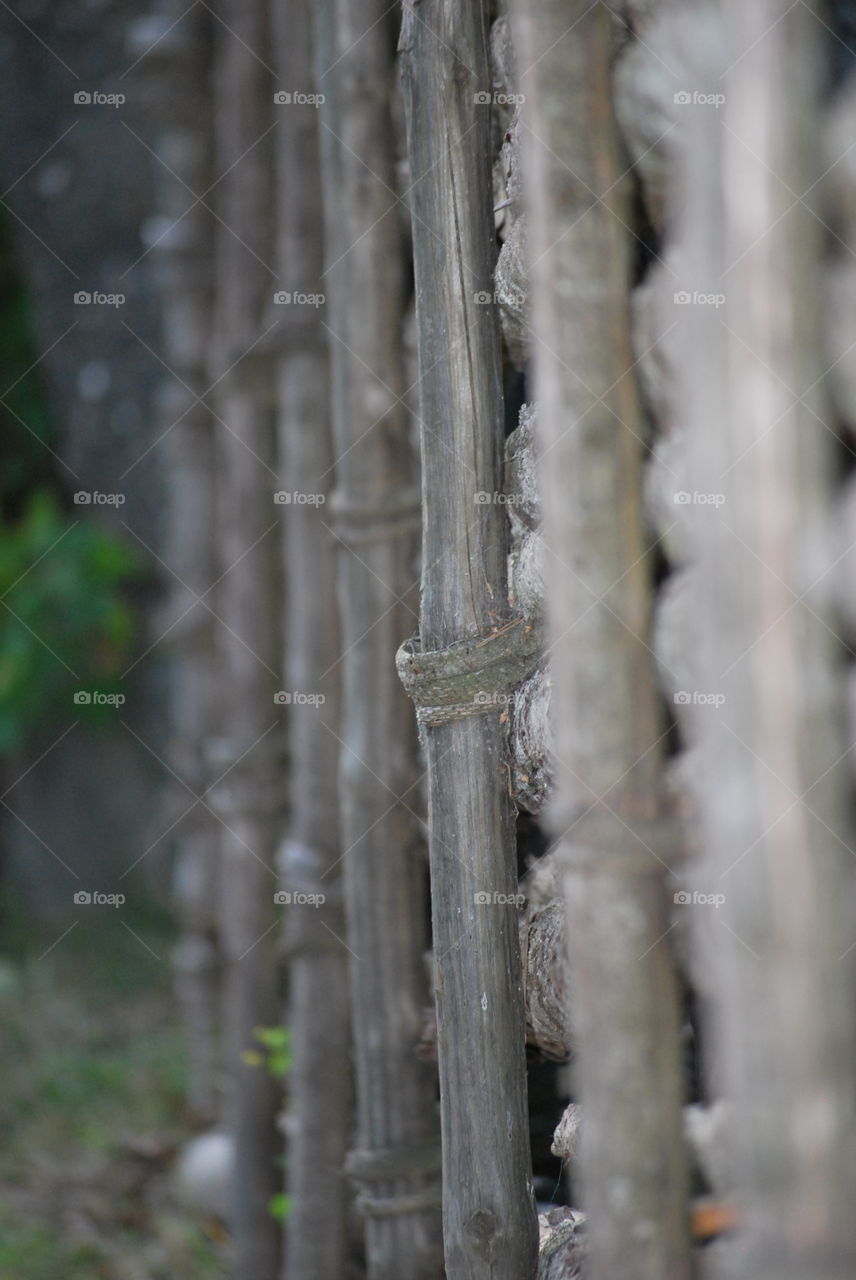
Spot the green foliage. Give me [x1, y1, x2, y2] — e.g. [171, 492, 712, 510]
[0, 211, 143, 755]
[241, 1025, 292, 1079]
[0, 1203, 226, 1280]
[0, 488, 141, 751]
[0, 937, 228, 1279]
[9, 1026, 188, 1153]
[0, 1212, 103, 1280]
[268, 1192, 292, 1223]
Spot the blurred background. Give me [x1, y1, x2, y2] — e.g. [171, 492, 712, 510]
[0, 2, 234, 1275]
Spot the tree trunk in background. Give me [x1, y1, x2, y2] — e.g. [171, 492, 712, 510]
[683, 5, 856, 1277]
[273, 1, 353, 1275]
[208, 3, 282, 1275]
[399, 3, 539, 1276]
[512, 4, 690, 1277]
[130, 0, 223, 1127]
[310, 2, 443, 1277]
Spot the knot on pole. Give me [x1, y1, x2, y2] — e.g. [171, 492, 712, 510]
[396, 615, 542, 727]
[345, 1138, 442, 1218]
[327, 486, 422, 546]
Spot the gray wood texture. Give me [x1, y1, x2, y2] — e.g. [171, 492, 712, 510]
[208, 2, 282, 1274]
[400, 3, 539, 1276]
[274, 1, 353, 1275]
[312, 1, 443, 1275]
[511, 3, 691, 1277]
[134, 0, 223, 1125]
[682, 4, 856, 1276]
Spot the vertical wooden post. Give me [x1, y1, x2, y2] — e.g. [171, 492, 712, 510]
[311, 2, 444, 1276]
[129, 0, 223, 1125]
[208, 3, 282, 1275]
[273, 0, 352, 1275]
[511, 3, 691, 1277]
[683, 4, 856, 1276]
[399, 3, 539, 1276]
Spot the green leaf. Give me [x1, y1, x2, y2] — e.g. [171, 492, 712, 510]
[267, 1193, 292, 1222]
[0, 490, 142, 752]
[254, 1026, 290, 1050]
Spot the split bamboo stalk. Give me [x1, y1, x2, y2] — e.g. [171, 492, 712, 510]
[399, 3, 539, 1276]
[208, 3, 282, 1274]
[311, 2, 443, 1276]
[682, 5, 856, 1276]
[511, 3, 691, 1277]
[273, 1, 352, 1274]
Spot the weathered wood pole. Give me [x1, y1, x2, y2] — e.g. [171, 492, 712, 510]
[682, 5, 856, 1277]
[273, 1, 352, 1275]
[511, 3, 691, 1277]
[208, 2, 282, 1274]
[399, 3, 539, 1276]
[129, 0, 223, 1124]
[311, 1, 443, 1276]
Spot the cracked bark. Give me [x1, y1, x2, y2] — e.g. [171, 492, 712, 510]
[311, 1, 443, 1275]
[400, 3, 539, 1276]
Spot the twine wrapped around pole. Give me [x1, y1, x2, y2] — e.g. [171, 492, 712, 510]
[396, 618, 542, 728]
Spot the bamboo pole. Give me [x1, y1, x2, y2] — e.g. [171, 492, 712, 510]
[511, 3, 691, 1277]
[128, 0, 223, 1125]
[311, 2, 443, 1276]
[399, 4, 539, 1276]
[208, 3, 282, 1274]
[682, 4, 856, 1276]
[273, 1, 352, 1274]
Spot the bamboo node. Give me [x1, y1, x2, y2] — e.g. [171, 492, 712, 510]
[345, 1138, 442, 1181]
[345, 1138, 442, 1218]
[355, 1186, 442, 1218]
[327, 486, 422, 546]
